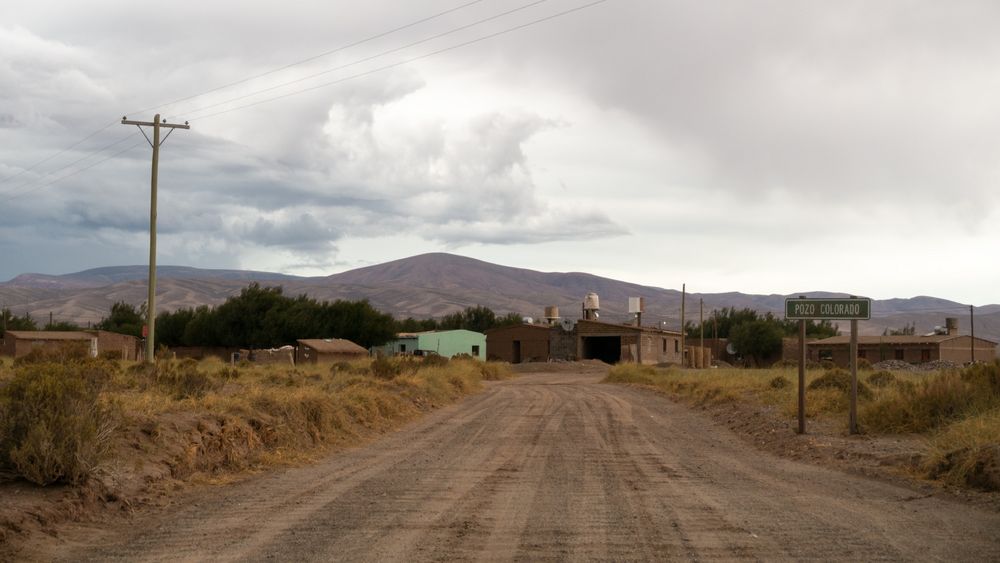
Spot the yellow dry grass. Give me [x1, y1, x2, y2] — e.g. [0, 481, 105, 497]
[604, 361, 1000, 490]
[0, 355, 511, 484]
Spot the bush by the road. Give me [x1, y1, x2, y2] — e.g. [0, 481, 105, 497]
[603, 360, 1000, 491]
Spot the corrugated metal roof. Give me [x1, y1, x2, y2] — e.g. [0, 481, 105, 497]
[297, 338, 368, 354]
[4, 330, 96, 341]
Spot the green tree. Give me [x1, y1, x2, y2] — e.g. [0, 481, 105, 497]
[44, 320, 80, 331]
[729, 319, 784, 367]
[95, 302, 145, 337]
[1, 309, 37, 336]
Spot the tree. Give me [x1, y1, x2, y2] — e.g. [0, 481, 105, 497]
[729, 319, 784, 367]
[884, 322, 916, 336]
[1, 309, 37, 336]
[44, 320, 80, 331]
[96, 302, 145, 337]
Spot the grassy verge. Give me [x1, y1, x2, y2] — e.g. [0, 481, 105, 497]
[604, 362, 1000, 491]
[0, 355, 511, 487]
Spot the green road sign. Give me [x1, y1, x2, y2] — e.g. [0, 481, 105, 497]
[784, 298, 871, 320]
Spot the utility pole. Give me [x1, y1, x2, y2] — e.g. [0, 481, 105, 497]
[699, 298, 704, 368]
[122, 114, 190, 364]
[971, 305, 976, 364]
[680, 283, 686, 367]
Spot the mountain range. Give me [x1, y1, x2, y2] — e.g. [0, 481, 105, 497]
[2, 253, 998, 343]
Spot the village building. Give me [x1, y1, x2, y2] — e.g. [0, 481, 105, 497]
[807, 320, 997, 367]
[376, 330, 486, 360]
[485, 324, 554, 363]
[486, 320, 693, 366]
[0, 330, 140, 360]
[295, 338, 369, 364]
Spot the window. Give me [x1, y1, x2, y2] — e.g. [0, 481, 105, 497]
[894, 349, 905, 361]
[858, 349, 867, 359]
[400, 344, 406, 353]
[674, 339, 679, 353]
[472, 345, 480, 357]
[662, 339, 667, 353]
[921, 349, 931, 362]
[819, 350, 833, 361]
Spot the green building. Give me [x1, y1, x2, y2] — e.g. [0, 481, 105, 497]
[376, 330, 485, 360]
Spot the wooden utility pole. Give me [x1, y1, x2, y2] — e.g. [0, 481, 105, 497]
[680, 283, 686, 367]
[699, 298, 704, 368]
[121, 114, 190, 364]
[971, 305, 976, 363]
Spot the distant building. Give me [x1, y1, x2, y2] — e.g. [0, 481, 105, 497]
[485, 320, 689, 366]
[0, 330, 140, 360]
[295, 338, 369, 364]
[376, 330, 486, 360]
[807, 328, 997, 367]
[486, 324, 554, 363]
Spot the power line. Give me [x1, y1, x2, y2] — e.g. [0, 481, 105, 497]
[130, 0, 489, 117]
[192, 0, 609, 122]
[0, 120, 119, 185]
[5, 141, 144, 202]
[178, 0, 555, 120]
[0, 0, 493, 198]
[0, 133, 136, 198]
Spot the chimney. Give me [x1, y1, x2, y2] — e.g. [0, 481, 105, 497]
[945, 317, 958, 336]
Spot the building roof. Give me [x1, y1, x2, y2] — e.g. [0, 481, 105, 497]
[809, 334, 997, 346]
[576, 319, 683, 337]
[484, 323, 554, 334]
[297, 338, 368, 354]
[4, 330, 96, 341]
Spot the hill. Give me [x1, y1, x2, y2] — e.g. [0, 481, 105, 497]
[1, 253, 997, 342]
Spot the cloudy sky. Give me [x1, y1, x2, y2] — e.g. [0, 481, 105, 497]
[1, 0, 999, 304]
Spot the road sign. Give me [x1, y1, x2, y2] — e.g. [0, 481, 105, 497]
[784, 298, 871, 320]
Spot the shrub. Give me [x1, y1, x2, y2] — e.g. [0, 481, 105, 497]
[961, 361, 1000, 396]
[421, 354, 450, 368]
[862, 370, 987, 433]
[330, 361, 353, 373]
[0, 362, 118, 485]
[857, 358, 872, 371]
[808, 369, 872, 399]
[152, 359, 217, 399]
[771, 359, 798, 369]
[867, 370, 896, 387]
[370, 356, 399, 380]
[769, 376, 791, 389]
[14, 342, 90, 366]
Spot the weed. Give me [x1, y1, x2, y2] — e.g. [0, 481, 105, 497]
[867, 370, 896, 387]
[808, 369, 872, 399]
[0, 361, 119, 485]
[769, 376, 791, 389]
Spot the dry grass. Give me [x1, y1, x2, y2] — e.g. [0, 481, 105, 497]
[0, 355, 510, 486]
[603, 361, 1000, 490]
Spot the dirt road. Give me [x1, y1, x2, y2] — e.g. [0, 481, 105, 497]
[27, 369, 1000, 561]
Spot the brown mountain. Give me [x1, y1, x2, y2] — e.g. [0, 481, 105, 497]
[1, 253, 997, 343]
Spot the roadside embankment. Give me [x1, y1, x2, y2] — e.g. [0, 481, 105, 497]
[604, 361, 1000, 496]
[0, 353, 511, 549]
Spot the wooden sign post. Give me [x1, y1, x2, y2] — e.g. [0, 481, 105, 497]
[785, 296, 872, 434]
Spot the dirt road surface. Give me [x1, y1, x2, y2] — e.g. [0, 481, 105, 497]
[25, 369, 1000, 561]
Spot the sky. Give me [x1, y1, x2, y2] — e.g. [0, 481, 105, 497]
[1, 0, 999, 305]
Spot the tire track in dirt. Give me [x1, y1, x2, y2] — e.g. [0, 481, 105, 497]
[24, 370, 1000, 562]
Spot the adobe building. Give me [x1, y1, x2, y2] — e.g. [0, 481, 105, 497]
[485, 324, 554, 363]
[575, 319, 685, 365]
[0, 330, 140, 360]
[295, 338, 369, 364]
[486, 320, 688, 365]
[807, 319, 996, 367]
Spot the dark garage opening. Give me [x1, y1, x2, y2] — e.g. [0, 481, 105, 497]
[582, 336, 621, 364]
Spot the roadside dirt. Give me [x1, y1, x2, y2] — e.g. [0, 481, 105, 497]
[7, 366, 1000, 561]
